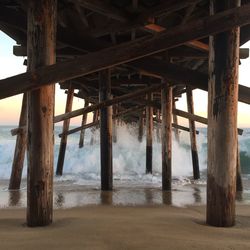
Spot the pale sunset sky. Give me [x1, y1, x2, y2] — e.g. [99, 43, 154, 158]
[0, 31, 250, 127]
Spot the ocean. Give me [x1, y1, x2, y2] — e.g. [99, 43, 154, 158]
[0, 125, 250, 209]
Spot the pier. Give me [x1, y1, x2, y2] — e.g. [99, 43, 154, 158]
[1, 0, 250, 228]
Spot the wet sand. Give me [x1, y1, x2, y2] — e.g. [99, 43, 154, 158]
[0, 205, 250, 250]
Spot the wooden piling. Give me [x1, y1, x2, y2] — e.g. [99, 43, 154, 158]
[207, 0, 240, 227]
[156, 109, 161, 142]
[138, 111, 144, 142]
[172, 100, 180, 143]
[56, 86, 74, 176]
[186, 87, 200, 180]
[9, 94, 27, 190]
[79, 99, 89, 148]
[26, 0, 57, 227]
[161, 83, 172, 191]
[99, 69, 113, 190]
[146, 92, 153, 174]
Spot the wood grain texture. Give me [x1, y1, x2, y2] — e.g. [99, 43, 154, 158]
[207, 0, 240, 227]
[161, 83, 172, 191]
[1, 4, 250, 99]
[26, 0, 57, 227]
[99, 69, 113, 190]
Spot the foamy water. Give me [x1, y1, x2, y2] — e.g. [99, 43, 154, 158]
[0, 125, 250, 209]
[0, 124, 209, 182]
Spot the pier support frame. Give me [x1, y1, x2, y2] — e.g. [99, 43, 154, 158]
[26, 0, 57, 227]
[146, 92, 153, 174]
[56, 86, 74, 176]
[186, 87, 200, 180]
[9, 94, 27, 190]
[99, 69, 113, 190]
[207, 0, 240, 227]
[161, 82, 172, 191]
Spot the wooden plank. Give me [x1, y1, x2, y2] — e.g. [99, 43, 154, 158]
[1, 4, 250, 99]
[207, 0, 239, 227]
[146, 92, 153, 174]
[56, 86, 74, 176]
[161, 82, 172, 190]
[26, 0, 56, 227]
[9, 94, 27, 190]
[186, 87, 200, 180]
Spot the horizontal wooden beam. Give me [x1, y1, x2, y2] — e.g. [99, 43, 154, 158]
[59, 105, 145, 137]
[77, 0, 128, 22]
[54, 83, 165, 123]
[130, 57, 250, 105]
[90, 0, 202, 37]
[154, 118, 199, 135]
[173, 108, 243, 135]
[1, 4, 250, 99]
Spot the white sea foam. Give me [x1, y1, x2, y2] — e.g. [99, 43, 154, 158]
[0, 125, 208, 183]
[0, 125, 248, 185]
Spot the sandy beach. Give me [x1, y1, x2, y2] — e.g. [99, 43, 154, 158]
[0, 204, 249, 250]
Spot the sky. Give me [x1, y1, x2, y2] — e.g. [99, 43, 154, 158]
[0, 31, 250, 127]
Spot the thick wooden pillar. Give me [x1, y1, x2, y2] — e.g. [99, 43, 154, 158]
[236, 142, 243, 192]
[138, 111, 144, 142]
[9, 94, 27, 190]
[99, 69, 113, 190]
[161, 83, 172, 191]
[172, 100, 180, 143]
[146, 93, 153, 174]
[207, 0, 240, 227]
[26, 0, 57, 227]
[186, 87, 200, 180]
[56, 86, 74, 176]
[79, 99, 89, 148]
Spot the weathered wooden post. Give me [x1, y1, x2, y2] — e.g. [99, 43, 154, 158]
[99, 69, 113, 190]
[9, 94, 27, 190]
[27, 0, 57, 227]
[161, 82, 172, 190]
[146, 92, 153, 174]
[56, 86, 74, 176]
[79, 99, 89, 148]
[186, 86, 200, 180]
[172, 100, 180, 143]
[138, 111, 144, 142]
[207, 0, 240, 227]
